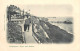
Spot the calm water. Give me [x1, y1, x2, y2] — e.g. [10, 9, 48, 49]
[50, 22, 73, 34]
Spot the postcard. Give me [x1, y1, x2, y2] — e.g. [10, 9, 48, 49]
[0, 0, 80, 51]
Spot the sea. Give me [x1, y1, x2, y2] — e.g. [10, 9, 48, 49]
[50, 22, 73, 34]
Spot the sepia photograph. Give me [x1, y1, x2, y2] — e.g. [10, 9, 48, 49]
[7, 5, 73, 44]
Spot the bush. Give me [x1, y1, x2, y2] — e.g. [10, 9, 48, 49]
[7, 21, 24, 43]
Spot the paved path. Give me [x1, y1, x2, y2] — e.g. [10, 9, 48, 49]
[24, 25, 37, 43]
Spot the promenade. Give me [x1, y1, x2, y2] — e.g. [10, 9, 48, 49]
[23, 25, 37, 43]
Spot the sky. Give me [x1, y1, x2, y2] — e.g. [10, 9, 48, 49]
[16, 5, 73, 17]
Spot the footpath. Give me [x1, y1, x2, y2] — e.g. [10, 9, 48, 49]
[23, 25, 37, 43]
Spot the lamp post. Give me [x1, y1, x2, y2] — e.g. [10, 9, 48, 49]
[23, 9, 24, 19]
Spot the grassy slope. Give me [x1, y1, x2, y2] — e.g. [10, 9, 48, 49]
[40, 20, 73, 43]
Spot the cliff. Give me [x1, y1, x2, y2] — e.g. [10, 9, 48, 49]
[32, 17, 73, 44]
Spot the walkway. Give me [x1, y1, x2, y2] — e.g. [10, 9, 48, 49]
[23, 25, 37, 43]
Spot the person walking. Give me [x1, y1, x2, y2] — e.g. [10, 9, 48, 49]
[24, 16, 31, 32]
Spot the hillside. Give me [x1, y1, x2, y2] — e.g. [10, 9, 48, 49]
[32, 17, 73, 43]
